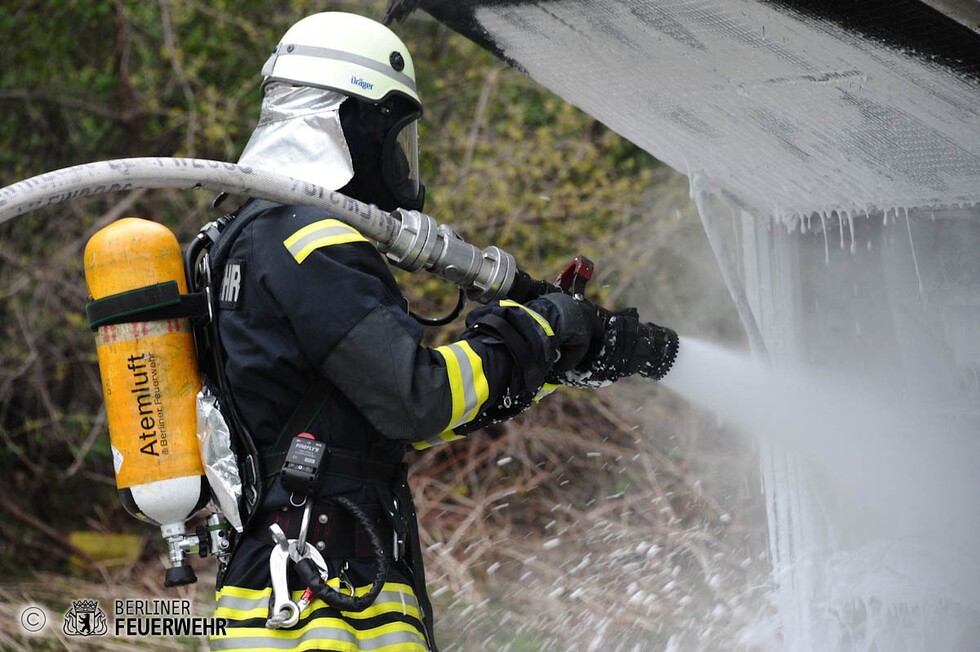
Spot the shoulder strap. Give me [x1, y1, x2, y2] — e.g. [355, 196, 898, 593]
[192, 198, 280, 526]
[262, 377, 333, 480]
[207, 198, 279, 275]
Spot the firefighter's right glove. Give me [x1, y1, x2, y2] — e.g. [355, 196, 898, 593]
[544, 299, 680, 388]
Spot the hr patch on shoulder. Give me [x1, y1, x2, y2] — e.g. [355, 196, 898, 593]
[219, 259, 244, 309]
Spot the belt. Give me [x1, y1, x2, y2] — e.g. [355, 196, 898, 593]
[263, 447, 404, 486]
[253, 501, 401, 560]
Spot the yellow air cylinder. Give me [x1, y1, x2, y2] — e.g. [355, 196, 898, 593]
[84, 218, 208, 528]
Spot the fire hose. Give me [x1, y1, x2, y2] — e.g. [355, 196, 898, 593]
[0, 157, 556, 304]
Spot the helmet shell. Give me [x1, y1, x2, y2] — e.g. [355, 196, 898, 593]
[261, 12, 420, 110]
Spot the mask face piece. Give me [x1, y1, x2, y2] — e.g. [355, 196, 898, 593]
[382, 111, 424, 211]
[339, 98, 425, 212]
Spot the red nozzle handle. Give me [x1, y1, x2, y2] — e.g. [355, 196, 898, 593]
[556, 256, 594, 296]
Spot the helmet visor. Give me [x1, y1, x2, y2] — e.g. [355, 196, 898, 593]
[382, 112, 424, 210]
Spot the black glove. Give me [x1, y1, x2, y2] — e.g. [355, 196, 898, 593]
[533, 293, 603, 373]
[557, 304, 679, 388]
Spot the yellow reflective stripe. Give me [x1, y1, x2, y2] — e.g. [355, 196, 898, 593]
[214, 583, 426, 651]
[215, 585, 272, 620]
[534, 382, 560, 402]
[283, 219, 368, 263]
[315, 581, 421, 621]
[441, 430, 466, 443]
[434, 344, 465, 427]
[416, 340, 490, 451]
[433, 341, 489, 431]
[217, 585, 272, 601]
[211, 619, 427, 651]
[215, 604, 266, 621]
[458, 341, 489, 422]
[499, 299, 554, 336]
[215, 583, 277, 622]
[217, 583, 420, 621]
[341, 597, 422, 622]
[411, 428, 465, 451]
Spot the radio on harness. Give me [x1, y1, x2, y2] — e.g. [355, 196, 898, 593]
[281, 433, 326, 497]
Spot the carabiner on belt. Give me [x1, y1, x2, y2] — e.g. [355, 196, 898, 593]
[266, 502, 329, 629]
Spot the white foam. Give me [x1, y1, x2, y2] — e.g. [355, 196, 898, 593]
[661, 337, 980, 648]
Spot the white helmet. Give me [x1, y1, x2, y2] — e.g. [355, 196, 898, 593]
[257, 12, 425, 210]
[261, 12, 420, 111]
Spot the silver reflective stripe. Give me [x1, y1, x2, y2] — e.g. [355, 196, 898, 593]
[216, 593, 267, 614]
[447, 343, 478, 427]
[535, 382, 559, 402]
[218, 591, 419, 611]
[216, 588, 421, 620]
[286, 224, 357, 259]
[210, 624, 426, 650]
[378, 588, 420, 613]
[271, 44, 417, 93]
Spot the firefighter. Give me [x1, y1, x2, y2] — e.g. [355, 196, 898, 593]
[209, 12, 677, 651]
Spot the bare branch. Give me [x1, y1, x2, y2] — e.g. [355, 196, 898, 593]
[158, 0, 199, 154]
[0, 89, 163, 123]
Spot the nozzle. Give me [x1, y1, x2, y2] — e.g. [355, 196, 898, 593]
[637, 322, 680, 382]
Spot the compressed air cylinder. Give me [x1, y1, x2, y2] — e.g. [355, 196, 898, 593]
[84, 218, 208, 528]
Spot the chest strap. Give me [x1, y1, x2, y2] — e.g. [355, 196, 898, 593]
[264, 447, 403, 486]
[261, 377, 401, 487]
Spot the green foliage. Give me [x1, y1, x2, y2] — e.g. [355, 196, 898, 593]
[0, 1, 662, 573]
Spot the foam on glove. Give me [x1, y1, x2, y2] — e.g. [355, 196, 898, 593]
[556, 305, 679, 388]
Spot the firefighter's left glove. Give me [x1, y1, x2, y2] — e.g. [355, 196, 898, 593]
[532, 293, 603, 373]
[552, 303, 680, 388]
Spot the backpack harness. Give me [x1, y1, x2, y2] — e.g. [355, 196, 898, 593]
[85, 201, 438, 647]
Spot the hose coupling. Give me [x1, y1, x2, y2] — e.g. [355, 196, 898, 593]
[384, 208, 517, 304]
[384, 209, 438, 272]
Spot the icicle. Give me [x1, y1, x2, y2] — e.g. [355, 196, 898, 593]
[820, 212, 830, 264]
[838, 210, 846, 250]
[904, 207, 925, 296]
[847, 211, 856, 254]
